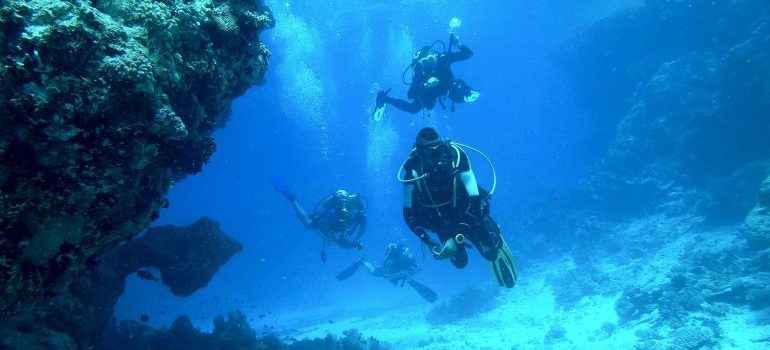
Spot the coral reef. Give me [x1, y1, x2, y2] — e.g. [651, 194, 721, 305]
[0, 217, 242, 349]
[741, 175, 770, 250]
[0, 0, 271, 321]
[669, 325, 715, 350]
[98, 311, 390, 350]
[558, 0, 770, 223]
[425, 284, 500, 325]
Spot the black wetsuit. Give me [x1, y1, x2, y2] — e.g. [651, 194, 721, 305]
[402, 141, 503, 268]
[372, 245, 419, 286]
[386, 45, 475, 114]
[310, 195, 366, 249]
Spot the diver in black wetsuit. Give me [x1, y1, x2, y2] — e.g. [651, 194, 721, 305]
[400, 127, 517, 288]
[362, 243, 420, 286]
[336, 242, 438, 302]
[373, 34, 480, 120]
[273, 180, 366, 258]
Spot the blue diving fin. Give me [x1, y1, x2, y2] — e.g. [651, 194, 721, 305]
[270, 175, 294, 199]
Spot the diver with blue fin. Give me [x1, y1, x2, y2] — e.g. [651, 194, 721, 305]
[372, 33, 480, 122]
[336, 242, 438, 303]
[271, 176, 366, 261]
[398, 128, 517, 288]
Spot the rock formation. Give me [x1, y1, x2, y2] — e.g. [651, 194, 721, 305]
[0, 217, 243, 349]
[0, 0, 272, 319]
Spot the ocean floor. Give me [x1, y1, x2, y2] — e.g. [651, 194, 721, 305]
[274, 223, 770, 349]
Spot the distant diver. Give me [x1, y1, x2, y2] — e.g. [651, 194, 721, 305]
[136, 269, 160, 282]
[336, 242, 438, 303]
[399, 127, 517, 288]
[372, 33, 480, 122]
[271, 176, 366, 261]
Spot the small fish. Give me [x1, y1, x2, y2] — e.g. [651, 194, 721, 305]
[136, 269, 160, 282]
[328, 320, 333, 324]
[140, 314, 149, 323]
[259, 314, 266, 319]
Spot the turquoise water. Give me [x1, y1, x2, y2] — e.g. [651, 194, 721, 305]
[106, 1, 770, 349]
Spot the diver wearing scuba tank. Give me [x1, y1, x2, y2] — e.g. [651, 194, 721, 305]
[372, 34, 481, 121]
[399, 127, 517, 288]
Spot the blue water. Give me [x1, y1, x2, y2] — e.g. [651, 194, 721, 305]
[116, 0, 637, 333]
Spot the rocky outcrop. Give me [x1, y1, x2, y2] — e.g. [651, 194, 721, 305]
[741, 175, 770, 251]
[560, 0, 770, 222]
[98, 311, 391, 350]
[0, 217, 242, 349]
[0, 0, 271, 317]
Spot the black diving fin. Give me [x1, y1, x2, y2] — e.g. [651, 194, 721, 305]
[407, 279, 438, 303]
[336, 258, 365, 281]
[371, 89, 391, 123]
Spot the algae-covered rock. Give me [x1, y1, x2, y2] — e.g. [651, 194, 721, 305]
[0, 217, 242, 349]
[558, 1, 770, 222]
[98, 311, 390, 350]
[0, 0, 271, 317]
[741, 175, 770, 250]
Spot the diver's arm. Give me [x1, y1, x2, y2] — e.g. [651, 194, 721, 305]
[289, 199, 314, 228]
[459, 160, 483, 220]
[403, 184, 436, 247]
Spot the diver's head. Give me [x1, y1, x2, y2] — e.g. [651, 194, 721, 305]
[413, 46, 438, 71]
[415, 127, 440, 147]
[414, 127, 446, 160]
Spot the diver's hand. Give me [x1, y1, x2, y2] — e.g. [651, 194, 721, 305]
[433, 238, 457, 260]
[450, 33, 462, 47]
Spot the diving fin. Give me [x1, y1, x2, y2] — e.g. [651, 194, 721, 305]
[336, 258, 365, 281]
[270, 175, 294, 199]
[372, 89, 390, 123]
[464, 90, 481, 103]
[407, 279, 438, 303]
[490, 234, 517, 288]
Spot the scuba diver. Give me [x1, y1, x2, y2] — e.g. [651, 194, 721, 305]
[398, 127, 517, 288]
[336, 242, 438, 303]
[271, 176, 366, 261]
[372, 33, 481, 122]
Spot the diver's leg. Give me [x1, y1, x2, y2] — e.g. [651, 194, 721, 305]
[289, 199, 314, 228]
[363, 261, 381, 276]
[466, 217, 502, 261]
[385, 96, 423, 114]
[472, 216, 517, 288]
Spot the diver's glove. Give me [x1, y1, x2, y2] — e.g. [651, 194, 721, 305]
[433, 238, 458, 260]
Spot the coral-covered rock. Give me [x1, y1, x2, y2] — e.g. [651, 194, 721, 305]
[98, 312, 390, 350]
[670, 325, 715, 350]
[741, 175, 770, 250]
[0, 0, 271, 318]
[558, 1, 770, 222]
[0, 217, 242, 349]
[112, 217, 243, 296]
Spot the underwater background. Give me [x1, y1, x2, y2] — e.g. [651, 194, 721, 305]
[2, 0, 769, 349]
